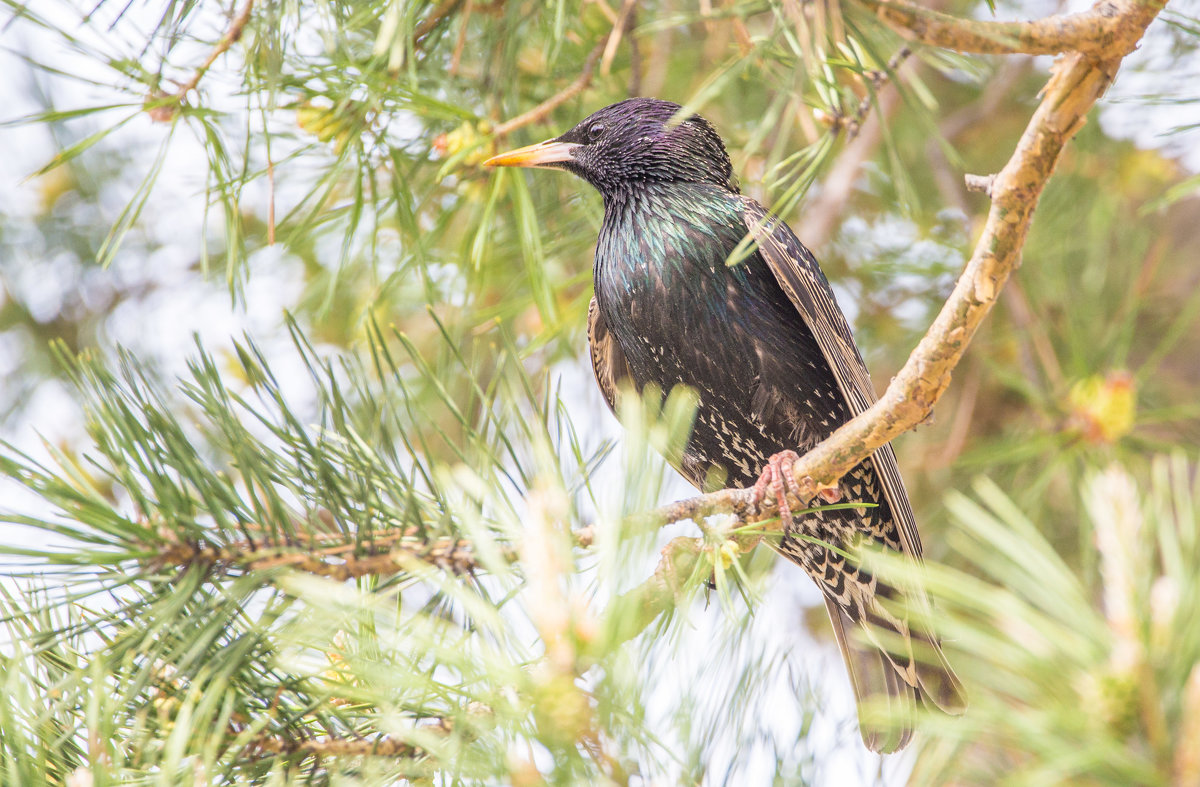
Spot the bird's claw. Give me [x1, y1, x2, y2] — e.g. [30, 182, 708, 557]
[751, 450, 802, 524]
[751, 450, 842, 524]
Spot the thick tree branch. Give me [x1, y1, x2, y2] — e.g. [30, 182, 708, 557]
[859, 0, 1132, 56]
[632, 0, 1167, 591]
[795, 0, 1164, 488]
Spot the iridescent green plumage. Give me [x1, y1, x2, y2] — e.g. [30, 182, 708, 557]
[487, 97, 965, 753]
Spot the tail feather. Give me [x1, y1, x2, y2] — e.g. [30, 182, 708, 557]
[864, 575, 969, 717]
[912, 627, 968, 715]
[824, 597, 914, 753]
[822, 595, 965, 753]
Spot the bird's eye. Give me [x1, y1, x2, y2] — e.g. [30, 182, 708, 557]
[588, 123, 605, 140]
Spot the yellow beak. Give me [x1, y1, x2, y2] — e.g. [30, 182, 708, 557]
[483, 139, 582, 168]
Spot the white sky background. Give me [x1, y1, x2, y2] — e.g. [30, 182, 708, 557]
[0, 0, 1197, 784]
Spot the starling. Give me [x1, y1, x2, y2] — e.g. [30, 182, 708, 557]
[485, 97, 965, 752]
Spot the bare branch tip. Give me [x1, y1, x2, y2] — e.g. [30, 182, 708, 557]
[964, 173, 996, 196]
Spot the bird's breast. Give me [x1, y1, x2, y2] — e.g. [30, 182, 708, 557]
[594, 189, 755, 379]
[592, 186, 842, 486]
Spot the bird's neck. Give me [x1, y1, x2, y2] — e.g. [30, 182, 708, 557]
[597, 181, 743, 265]
[600, 179, 734, 213]
[593, 180, 748, 316]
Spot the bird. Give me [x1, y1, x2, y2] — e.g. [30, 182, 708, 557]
[484, 97, 965, 752]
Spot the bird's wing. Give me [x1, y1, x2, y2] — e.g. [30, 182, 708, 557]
[587, 296, 631, 417]
[741, 198, 923, 561]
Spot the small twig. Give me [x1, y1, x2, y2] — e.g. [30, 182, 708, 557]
[964, 173, 995, 195]
[796, 47, 911, 247]
[731, 14, 753, 56]
[798, 88, 902, 247]
[843, 46, 911, 141]
[491, 36, 610, 137]
[412, 0, 464, 45]
[591, 0, 620, 25]
[449, 0, 473, 75]
[926, 57, 1032, 214]
[859, 0, 1132, 57]
[600, 0, 637, 76]
[173, 0, 255, 102]
[249, 725, 445, 759]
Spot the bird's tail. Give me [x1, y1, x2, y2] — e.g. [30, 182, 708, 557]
[823, 595, 967, 754]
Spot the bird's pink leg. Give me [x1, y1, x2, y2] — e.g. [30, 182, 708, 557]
[751, 450, 799, 524]
[751, 450, 842, 525]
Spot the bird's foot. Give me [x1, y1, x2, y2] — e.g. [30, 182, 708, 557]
[751, 450, 803, 524]
[750, 450, 843, 524]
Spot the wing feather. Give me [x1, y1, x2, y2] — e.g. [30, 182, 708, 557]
[744, 198, 967, 717]
[741, 199, 923, 560]
[587, 296, 631, 416]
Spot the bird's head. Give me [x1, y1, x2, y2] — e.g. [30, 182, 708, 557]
[483, 98, 737, 197]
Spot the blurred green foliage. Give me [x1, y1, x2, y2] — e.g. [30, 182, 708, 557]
[0, 0, 1198, 783]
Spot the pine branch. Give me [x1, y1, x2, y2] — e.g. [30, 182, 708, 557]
[149, 524, 596, 579]
[255, 736, 423, 757]
[248, 727, 442, 759]
[797, 46, 913, 246]
[836, 46, 912, 141]
[859, 0, 1142, 56]
[157, 534, 489, 579]
[176, 0, 256, 99]
[144, 0, 256, 123]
